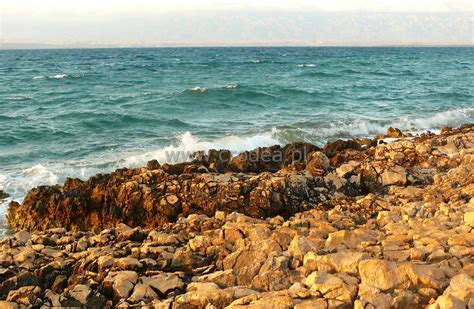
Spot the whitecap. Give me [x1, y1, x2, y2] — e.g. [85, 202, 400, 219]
[227, 83, 238, 89]
[317, 107, 474, 140]
[251, 59, 261, 64]
[297, 64, 316, 68]
[33, 76, 44, 80]
[122, 130, 282, 165]
[189, 86, 206, 93]
[49, 74, 67, 79]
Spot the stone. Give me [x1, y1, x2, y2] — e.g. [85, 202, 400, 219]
[141, 273, 185, 295]
[463, 211, 474, 227]
[429, 274, 474, 308]
[304, 251, 369, 274]
[128, 284, 158, 303]
[305, 271, 354, 303]
[325, 229, 380, 251]
[306, 151, 330, 177]
[0, 301, 19, 309]
[381, 166, 407, 186]
[359, 259, 447, 292]
[288, 236, 318, 260]
[98, 255, 115, 270]
[175, 282, 234, 308]
[14, 231, 31, 244]
[107, 271, 138, 299]
[116, 257, 142, 270]
[387, 127, 403, 138]
[69, 284, 91, 304]
[6, 286, 42, 307]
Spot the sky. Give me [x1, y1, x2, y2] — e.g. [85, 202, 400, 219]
[0, 0, 473, 47]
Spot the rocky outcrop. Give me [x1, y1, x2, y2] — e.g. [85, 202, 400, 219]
[8, 125, 473, 233]
[1, 124, 473, 308]
[0, 190, 8, 200]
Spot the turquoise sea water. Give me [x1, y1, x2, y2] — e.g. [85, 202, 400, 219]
[0, 47, 473, 232]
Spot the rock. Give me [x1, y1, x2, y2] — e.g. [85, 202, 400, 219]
[141, 273, 185, 295]
[359, 259, 447, 292]
[288, 236, 319, 260]
[226, 291, 294, 308]
[128, 284, 158, 303]
[6, 286, 42, 307]
[146, 159, 161, 170]
[416, 144, 431, 156]
[175, 282, 234, 308]
[325, 228, 380, 251]
[116, 257, 142, 270]
[106, 271, 138, 299]
[387, 127, 403, 138]
[69, 284, 91, 304]
[381, 166, 407, 186]
[0, 190, 8, 200]
[463, 211, 474, 227]
[14, 231, 31, 244]
[305, 271, 354, 303]
[0, 301, 18, 309]
[98, 255, 115, 270]
[429, 274, 474, 309]
[306, 152, 330, 177]
[304, 251, 369, 274]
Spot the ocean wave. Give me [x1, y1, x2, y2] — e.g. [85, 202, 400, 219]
[33, 76, 44, 80]
[297, 64, 316, 68]
[122, 129, 282, 166]
[317, 107, 474, 139]
[227, 83, 238, 89]
[49, 74, 67, 79]
[302, 71, 340, 78]
[188, 86, 207, 93]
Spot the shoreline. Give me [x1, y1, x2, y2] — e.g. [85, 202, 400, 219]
[1, 124, 473, 308]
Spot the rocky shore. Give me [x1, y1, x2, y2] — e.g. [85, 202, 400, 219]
[1, 124, 473, 308]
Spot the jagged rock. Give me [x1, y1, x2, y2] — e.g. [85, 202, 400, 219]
[141, 273, 185, 296]
[6, 286, 42, 307]
[381, 166, 407, 186]
[305, 271, 354, 303]
[13, 231, 31, 244]
[104, 271, 138, 300]
[304, 251, 369, 274]
[428, 274, 474, 309]
[128, 284, 158, 303]
[68, 284, 91, 304]
[0, 190, 8, 200]
[386, 127, 403, 138]
[116, 257, 142, 270]
[359, 259, 448, 291]
[306, 151, 330, 177]
[0, 301, 18, 309]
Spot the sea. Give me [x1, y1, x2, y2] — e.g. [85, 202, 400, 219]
[0, 47, 473, 235]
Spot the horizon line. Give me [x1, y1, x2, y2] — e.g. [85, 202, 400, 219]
[1, 42, 473, 51]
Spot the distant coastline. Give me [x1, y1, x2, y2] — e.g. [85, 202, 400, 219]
[1, 42, 473, 50]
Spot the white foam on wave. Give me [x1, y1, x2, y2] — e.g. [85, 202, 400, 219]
[251, 59, 261, 64]
[189, 86, 207, 93]
[0, 129, 282, 210]
[227, 83, 238, 89]
[319, 107, 474, 138]
[297, 64, 316, 67]
[122, 129, 282, 166]
[49, 74, 67, 79]
[33, 76, 44, 80]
